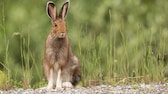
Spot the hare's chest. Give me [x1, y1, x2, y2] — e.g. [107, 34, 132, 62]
[46, 46, 67, 60]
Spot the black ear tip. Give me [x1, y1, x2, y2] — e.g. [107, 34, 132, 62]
[64, 1, 70, 5]
[47, 1, 55, 6]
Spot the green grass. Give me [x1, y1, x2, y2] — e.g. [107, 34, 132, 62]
[74, 17, 167, 86]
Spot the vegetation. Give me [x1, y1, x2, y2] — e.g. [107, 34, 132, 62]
[0, 0, 168, 89]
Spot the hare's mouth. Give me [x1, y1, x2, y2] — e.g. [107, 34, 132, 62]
[52, 32, 66, 39]
[58, 32, 66, 38]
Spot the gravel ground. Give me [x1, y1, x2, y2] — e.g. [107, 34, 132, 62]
[0, 83, 168, 94]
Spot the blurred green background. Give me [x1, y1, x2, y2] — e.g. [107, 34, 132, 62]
[0, 0, 168, 89]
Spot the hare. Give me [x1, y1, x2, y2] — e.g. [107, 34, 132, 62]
[43, 1, 81, 89]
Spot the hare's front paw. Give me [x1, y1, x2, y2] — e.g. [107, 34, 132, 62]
[47, 84, 53, 90]
[55, 82, 62, 90]
[62, 82, 73, 88]
[47, 79, 54, 90]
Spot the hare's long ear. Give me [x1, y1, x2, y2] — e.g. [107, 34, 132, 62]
[59, 1, 70, 20]
[46, 1, 56, 20]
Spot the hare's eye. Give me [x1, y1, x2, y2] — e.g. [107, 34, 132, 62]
[54, 23, 57, 27]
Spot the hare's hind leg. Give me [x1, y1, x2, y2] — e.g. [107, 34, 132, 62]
[62, 82, 73, 88]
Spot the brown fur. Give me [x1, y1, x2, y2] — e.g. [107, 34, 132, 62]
[43, 1, 81, 88]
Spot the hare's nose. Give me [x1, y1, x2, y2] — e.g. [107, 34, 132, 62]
[61, 32, 65, 36]
[61, 32, 65, 34]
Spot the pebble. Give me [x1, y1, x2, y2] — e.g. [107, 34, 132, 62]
[0, 83, 168, 94]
